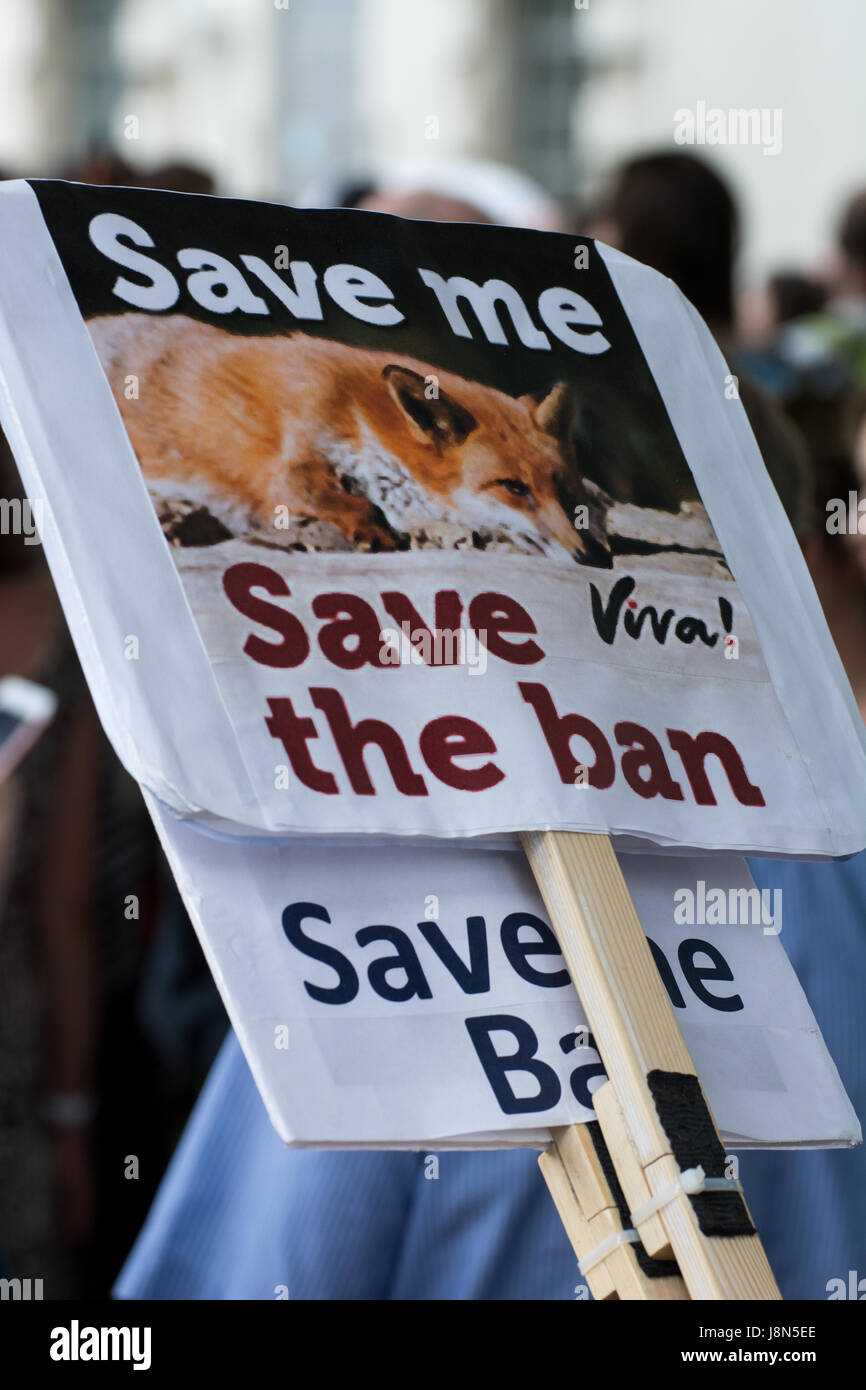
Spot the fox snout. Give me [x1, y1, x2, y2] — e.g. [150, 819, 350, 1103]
[573, 525, 613, 568]
[537, 493, 612, 568]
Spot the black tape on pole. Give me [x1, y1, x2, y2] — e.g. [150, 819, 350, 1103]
[647, 1070, 755, 1238]
[586, 1121, 681, 1279]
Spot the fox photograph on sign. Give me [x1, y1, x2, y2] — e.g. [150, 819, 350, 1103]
[0, 0, 865, 1352]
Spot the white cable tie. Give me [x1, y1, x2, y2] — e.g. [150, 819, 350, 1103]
[629, 1164, 743, 1230]
[578, 1227, 640, 1276]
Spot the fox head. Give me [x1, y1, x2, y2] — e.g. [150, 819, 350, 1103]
[381, 365, 611, 566]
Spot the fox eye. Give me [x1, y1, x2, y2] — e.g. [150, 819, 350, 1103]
[496, 478, 531, 498]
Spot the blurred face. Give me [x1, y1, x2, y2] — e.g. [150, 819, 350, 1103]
[854, 417, 866, 489]
[843, 414, 866, 581]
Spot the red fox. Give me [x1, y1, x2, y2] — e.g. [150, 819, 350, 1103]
[87, 313, 609, 564]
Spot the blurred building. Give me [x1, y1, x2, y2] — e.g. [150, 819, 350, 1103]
[0, 0, 863, 280]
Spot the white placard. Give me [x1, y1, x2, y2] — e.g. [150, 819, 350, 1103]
[0, 178, 864, 857]
[145, 792, 859, 1150]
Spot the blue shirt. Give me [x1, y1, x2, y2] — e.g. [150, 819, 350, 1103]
[735, 854, 866, 1300]
[113, 1030, 579, 1300]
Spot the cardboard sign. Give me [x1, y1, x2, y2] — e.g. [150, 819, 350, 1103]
[0, 180, 860, 1155]
[146, 795, 859, 1150]
[0, 179, 864, 857]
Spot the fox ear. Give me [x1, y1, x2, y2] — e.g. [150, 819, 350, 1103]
[383, 365, 476, 447]
[534, 381, 574, 443]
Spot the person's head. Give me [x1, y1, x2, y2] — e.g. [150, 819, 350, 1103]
[328, 158, 565, 231]
[356, 188, 489, 224]
[146, 162, 216, 196]
[60, 150, 217, 197]
[834, 189, 866, 298]
[837, 386, 866, 582]
[594, 151, 739, 330]
[767, 271, 827, 327]
[61, 148, 141, 187]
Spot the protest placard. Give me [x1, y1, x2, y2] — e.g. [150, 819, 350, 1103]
[0, 178, 860, 1192]
[0, 178, 864, 858]
[146, 795, 859, 1151]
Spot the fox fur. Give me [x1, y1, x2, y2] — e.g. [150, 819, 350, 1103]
[88, 313, 609, 563]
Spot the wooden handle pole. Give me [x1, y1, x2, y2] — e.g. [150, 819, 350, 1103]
[523, 830, 780, 1301]
[540, 1123, 689, 1300]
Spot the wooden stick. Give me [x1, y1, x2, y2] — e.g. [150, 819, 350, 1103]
[592, 1081, 671, 1259]
[539, 1142, 616, 1300]
[523, 830, 780, 1301]
[540, 1124, 688, 1300]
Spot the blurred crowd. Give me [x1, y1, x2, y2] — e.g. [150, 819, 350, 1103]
[2, 141, 866, 1299]
[0, 152, 228, 1299]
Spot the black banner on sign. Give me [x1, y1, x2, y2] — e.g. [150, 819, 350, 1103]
[30, 178, 696, 513]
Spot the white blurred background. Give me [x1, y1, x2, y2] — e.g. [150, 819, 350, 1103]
[0, 0, 863, 283]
